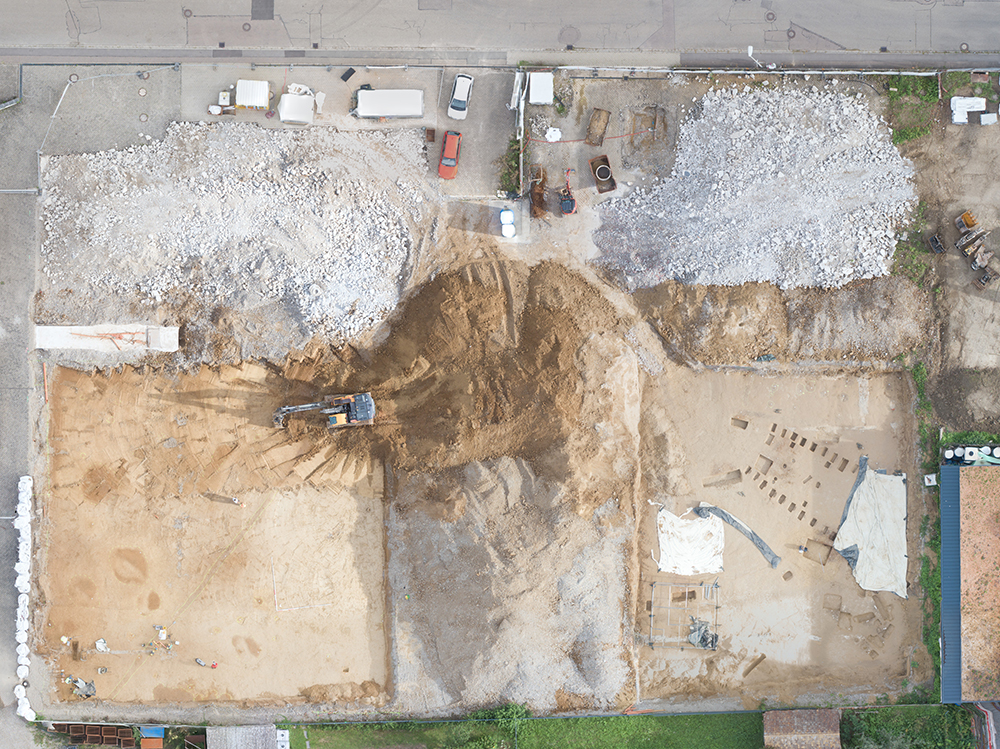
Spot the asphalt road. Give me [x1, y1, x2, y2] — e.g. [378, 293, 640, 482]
[3, 0, 1000, 56]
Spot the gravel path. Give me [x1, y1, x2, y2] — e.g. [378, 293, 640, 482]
[594, 85, 916, 290]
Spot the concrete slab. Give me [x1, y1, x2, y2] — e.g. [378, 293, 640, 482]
[34, 325, 180, 354]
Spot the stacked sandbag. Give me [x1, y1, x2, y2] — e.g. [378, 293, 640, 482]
[14, 476, 35, 721]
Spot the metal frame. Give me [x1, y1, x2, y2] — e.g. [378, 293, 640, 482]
[647, 580, 721, 651]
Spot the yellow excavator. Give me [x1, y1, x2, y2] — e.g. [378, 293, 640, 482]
[272, 393, 376, 429]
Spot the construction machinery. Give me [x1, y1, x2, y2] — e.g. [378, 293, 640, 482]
[972, 244, 995, 271]
[956, 210, 979, 234]
[974, 266, 1000, 289]
[558, 169, 577, 215]
[957, 228, 990, 255]
[272, 393, 376, 429]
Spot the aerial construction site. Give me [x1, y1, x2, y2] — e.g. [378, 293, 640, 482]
[6, 61, 998, 724]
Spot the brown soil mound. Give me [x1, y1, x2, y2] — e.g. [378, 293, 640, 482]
[634, 281, 787, 364]
[635, 277, 931, 365]
[288, 260, 626, 513]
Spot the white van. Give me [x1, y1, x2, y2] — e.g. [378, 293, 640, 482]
[355, 89, 424, 118]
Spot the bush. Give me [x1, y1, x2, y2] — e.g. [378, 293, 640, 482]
[887, 75, 939, 103]
[893, 127, 931, 145]
[497, 138, 524, 195]
[841, 705, 974, 748]
[470, 703, 532, 735]
[942, 71, 971, 97]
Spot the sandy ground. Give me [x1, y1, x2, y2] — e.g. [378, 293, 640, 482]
[41, 364, 388, 705]
[634, 367, 927, 707]
[635, 278, 932, 365]
[36, 259, 927, 716]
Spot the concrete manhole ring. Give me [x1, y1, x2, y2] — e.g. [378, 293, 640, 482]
[139, 114, 149, 123]
[138, 88, 147, 96]
[141, 71, 150, 80]
[558, 25, 581, 46]
[960, 42, 970, 52]
[786, 29, 796, 39]
[243, 23, 251, 31]
[68, 74, 79, 83]
[183, 8, 192, 18]
[765, 11, 776, 21]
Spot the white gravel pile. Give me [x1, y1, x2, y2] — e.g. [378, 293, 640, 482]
[39, 122, 436, 360]
[594, 85, 916, 290]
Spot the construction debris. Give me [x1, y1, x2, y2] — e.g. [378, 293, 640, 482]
[38, 122, 440, 361]
[594, 86, 915, 290]
[688, 617, 719, 650]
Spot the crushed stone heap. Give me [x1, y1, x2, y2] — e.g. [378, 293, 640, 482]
[39, 122, 436, 359]
[594, 85, 916, 290]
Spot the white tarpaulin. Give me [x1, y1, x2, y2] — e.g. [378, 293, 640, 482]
[278, 91, 315, 125]
[834, 457, 908, 598]
[653, 507, 724, 575]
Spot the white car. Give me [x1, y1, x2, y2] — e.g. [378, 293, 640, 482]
[447, 74, 474, 120]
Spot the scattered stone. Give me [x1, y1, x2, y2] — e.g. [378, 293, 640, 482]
[594, 86, 916, 290]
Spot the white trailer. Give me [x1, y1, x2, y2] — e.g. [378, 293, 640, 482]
[355, 89, 424, 118]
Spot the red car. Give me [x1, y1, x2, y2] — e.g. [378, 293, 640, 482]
[438, 130, 462, 179]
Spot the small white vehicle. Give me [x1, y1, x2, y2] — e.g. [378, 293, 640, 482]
[500, 207, 516, 238]
[447, 74, 474, 120]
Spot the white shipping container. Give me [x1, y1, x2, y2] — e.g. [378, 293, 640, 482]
[356, 89, 424, 118]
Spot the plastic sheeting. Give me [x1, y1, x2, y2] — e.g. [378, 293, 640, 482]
[277, 92, 315, 125]
[834, 456, 908, 598]
[652, 506, 724, 575]
[693, 503, 781, 569]
[14, 475, 34, 719]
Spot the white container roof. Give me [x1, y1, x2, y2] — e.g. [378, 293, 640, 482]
[236, 79, 270, 109]
[528, 72, 554, 105]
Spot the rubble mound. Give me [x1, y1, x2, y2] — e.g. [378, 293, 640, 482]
[38, 122, 438, 360]
[594, 86, 916, 290]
